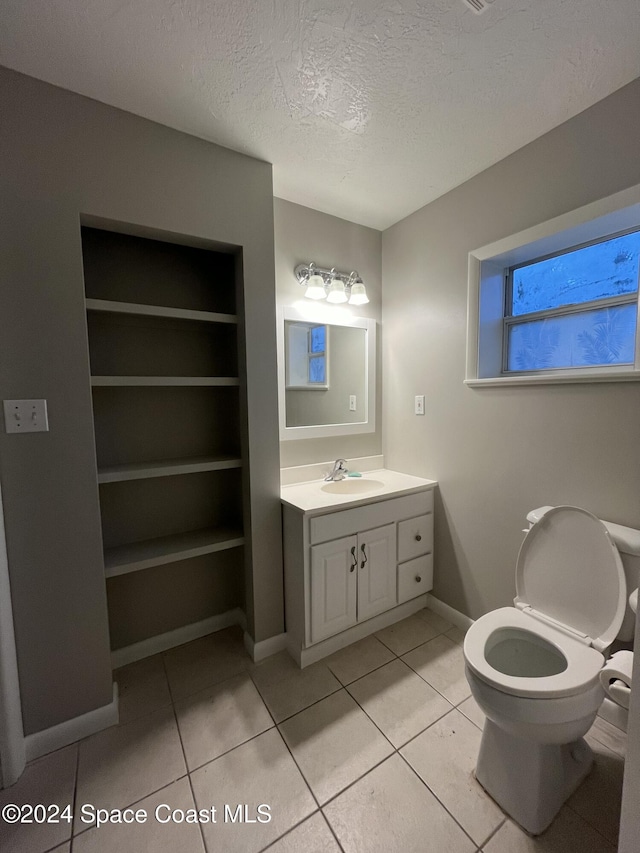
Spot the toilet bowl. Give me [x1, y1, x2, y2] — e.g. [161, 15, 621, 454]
[463, 506, 627, 835]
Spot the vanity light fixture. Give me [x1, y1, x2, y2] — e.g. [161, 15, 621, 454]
[295, 263, 369, 305]
[303, 263, 328, 300]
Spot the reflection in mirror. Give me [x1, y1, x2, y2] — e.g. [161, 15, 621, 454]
[278, 307, 376, 441]
[285, 321, 366, 426]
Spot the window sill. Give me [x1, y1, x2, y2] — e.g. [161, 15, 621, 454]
[465, 370, 640, 387]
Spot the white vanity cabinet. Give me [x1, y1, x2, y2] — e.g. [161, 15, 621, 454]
[282, 478, 436, 667]
[310, 523, 397, 643]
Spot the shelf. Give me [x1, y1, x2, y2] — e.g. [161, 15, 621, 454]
[91, 376, 239, 386]
[104, 527, 245, 578]
[98, 455, 242, 483]
[86, 298, 237, 325]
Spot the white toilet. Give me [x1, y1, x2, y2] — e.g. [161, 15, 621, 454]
[463, 505, 637, 835]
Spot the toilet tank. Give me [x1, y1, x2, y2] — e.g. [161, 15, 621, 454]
[601, 519, 640, 641]
[525, 507, 640, 642]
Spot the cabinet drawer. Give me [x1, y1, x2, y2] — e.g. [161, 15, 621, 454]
[310, 489, 433, 545]
[398, 514, 433, 563]
[397, 554, 433, 604]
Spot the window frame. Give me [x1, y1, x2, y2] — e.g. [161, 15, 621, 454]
[466, 183, 640, 386]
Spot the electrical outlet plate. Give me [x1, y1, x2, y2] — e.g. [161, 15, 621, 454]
[3, 399, 49, 433]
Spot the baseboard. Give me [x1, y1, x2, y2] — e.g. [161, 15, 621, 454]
[25, 682, 119, 762]
[426, 594, 474, 631]
[111, 608, 244, 668]
[244, 631, 288, 662]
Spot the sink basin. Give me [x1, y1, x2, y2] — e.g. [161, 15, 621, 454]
[321, 478, 385, 495]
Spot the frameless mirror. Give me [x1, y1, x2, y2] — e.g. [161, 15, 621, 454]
[277, 307, 376, 440]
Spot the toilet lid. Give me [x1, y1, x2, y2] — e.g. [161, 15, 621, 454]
[515, 506, 626, 652]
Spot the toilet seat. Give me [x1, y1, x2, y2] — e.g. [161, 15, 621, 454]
[464, 607, 605, 699]
[465, 506, 627, 700]
[514, 506, 626, 653]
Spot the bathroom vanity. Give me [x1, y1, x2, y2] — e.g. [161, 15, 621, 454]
[281, 469, 437, 666]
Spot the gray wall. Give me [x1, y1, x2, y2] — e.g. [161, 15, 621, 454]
[274, 198, 382, 466]
[382, 77, 640, 620]
[0, 66, 282, 735]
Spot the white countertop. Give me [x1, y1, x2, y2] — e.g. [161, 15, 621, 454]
[280, 468, 437, 514]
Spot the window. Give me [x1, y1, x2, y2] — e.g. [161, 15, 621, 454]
[505, 230, 640, 372]
[308, 324, 327, 384]
[466, 185, 640, 385]
[285, 321, 329, 389]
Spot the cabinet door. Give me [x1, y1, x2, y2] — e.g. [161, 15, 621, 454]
[357, 524, 397, 623]
[310, 535, 358, 644]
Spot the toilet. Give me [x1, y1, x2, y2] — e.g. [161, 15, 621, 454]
[463, 505, 638, 835]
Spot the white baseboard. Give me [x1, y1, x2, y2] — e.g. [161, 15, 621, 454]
[111, 608, 244, 668]
[426, 594, 474, 631]
[25, 682, 119, 762]
[244, 631, 288, 662]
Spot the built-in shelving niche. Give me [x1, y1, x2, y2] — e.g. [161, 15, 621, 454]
[81, 225, 247, 657]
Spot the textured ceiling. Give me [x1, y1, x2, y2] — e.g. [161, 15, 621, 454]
[1, 1, 639, 229]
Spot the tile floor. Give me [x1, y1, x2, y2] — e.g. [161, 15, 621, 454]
[0, 607, 626, 853]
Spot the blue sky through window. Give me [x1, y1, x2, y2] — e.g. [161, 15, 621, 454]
[511, 230, 640, 316]
[309, 325, 326, 353]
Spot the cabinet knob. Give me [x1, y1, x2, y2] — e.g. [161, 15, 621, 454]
[415, 575, 422, 583]
[415, 534, 422, 541]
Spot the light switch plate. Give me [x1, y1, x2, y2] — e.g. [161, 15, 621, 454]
[349, 395, 357, 411]
[414, 395, 425, 415]
[3, 399, 49, 433]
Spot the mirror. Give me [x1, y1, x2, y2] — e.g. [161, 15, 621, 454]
[278, 307, 376, 440]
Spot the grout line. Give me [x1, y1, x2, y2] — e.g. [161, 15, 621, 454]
[318, 751, 400, 811]
[327, 655, 400, 687]
[69, 742, 81, 846]
[319, 810, 347, 853]
[166, 663, 210, 853]
[396, 750, 483, 851]
[247, 673, 343, 726]
[477, 816, 506, 849]
[563, 801, 620, 848]
[71, 773, 191, 840]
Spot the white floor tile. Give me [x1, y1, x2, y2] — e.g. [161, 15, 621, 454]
[73, 778, 205, 853]
[445, 626, 467, 645]
[484, 807, 616, 853]
[250, 651, 341, 723]
[75, 707, 186, 829]
[417, 607, 454, 634]
[190, 728, 315, 853]
[347, 658, 452, 747]
[402, 634, 471, 705]
[114, 654, 172, 725]
[163, 627, 250, 700]
[264, 812, 340, 853]
[401, 709, 504, 846]
[375, 613, 439, 655]
[175, 673, 273, 770]
[324, 635, 395, 685]
[323, 754, 475, 853]
[566, 735, 624, 846]
[279, 689, 393, 804]
[457, 695, 486, 730]
[0, 745, 77, 853]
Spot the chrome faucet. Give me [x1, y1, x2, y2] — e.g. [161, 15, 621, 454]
[324, 458, 349, 481]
